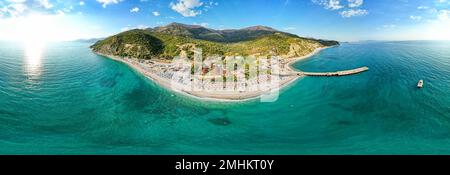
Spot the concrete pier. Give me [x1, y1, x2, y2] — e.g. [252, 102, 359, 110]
[294, 66, 369, 77]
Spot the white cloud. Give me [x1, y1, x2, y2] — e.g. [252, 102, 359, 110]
[424, 14, 450, 40]
[417, 6, 429, 10]
[340, 9, 368, 18]
[0, 2, 27, 17]
[283, 27, 296, 30]
[170, 0, 204, 17]
[130, 7, 139, 13]
[120, 26, 130, 32]
[136, 24, 148, 29]
[152, 11, 161, 16]
[193, 22, 208, 27]
[56, 9, 65, 15]
[96, 0, 123, 8]
[347, 0, 363, 8]
[152, 11, 160, 16]
[121, 24, 148, 32]
[410, 15, 422, 21]
[7, 0, 27, 3]
[79, 1, 85, 6]
[438, 10, 450, 21]
[313, 0, 343, 10]
[313, 0, 369, 18]
[327, 0, 343, 10]
[0, 0, 65, 18]
[204, 1, 219, 9]
[37, 0, 53, 9]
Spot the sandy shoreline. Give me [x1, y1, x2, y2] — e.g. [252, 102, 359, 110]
[287, 46, 333, 71]
[94, 46, 332, 101]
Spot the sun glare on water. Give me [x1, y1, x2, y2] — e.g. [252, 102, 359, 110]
[0, 13, 87, 85]
[18, 15, 51, 80]
[23, 40, 45, 83]
[25, 41, 44, 67]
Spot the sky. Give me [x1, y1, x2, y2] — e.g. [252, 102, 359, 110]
[0, 0, 449, 42]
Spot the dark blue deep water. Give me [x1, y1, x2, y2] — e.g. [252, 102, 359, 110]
[0, 41, 449, 154]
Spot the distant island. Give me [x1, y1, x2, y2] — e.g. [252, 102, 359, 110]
[91, 23, 341, 101]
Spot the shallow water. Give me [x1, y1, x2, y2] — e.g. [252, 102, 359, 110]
[0, 41, 449, 154]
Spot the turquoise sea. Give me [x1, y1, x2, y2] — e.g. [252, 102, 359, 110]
[0, 41, 449, 154]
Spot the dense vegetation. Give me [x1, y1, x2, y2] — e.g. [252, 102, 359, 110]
[91, 23, 339, 60]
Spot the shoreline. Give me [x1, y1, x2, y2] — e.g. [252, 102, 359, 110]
[287, 46, 334, 71]
[94, 46, 333, 101]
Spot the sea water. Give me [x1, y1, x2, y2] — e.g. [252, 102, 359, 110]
[0, 41, 449, 154]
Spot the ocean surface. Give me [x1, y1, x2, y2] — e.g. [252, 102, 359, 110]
[0, 41, 449, 154]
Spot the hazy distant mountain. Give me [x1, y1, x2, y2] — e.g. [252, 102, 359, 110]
[74, 38, 104, 43]
[91, 23, 339, 60]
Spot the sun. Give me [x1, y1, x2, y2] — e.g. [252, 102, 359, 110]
[19, 14, 54, 44]
[0, 13, 78, 43]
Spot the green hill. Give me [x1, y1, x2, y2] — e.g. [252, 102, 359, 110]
[91, 23, 339, 60]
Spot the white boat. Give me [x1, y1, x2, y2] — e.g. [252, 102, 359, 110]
[417, 80, 424, 88]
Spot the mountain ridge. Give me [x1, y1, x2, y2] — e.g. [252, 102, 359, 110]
[148, 23, 302, 43]
[91, 23, 339, 60]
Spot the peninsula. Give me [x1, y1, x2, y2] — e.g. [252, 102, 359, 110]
[91, 23, 354, 101]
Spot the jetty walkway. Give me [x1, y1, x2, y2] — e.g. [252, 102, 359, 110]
[283, 66, 369, 77]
